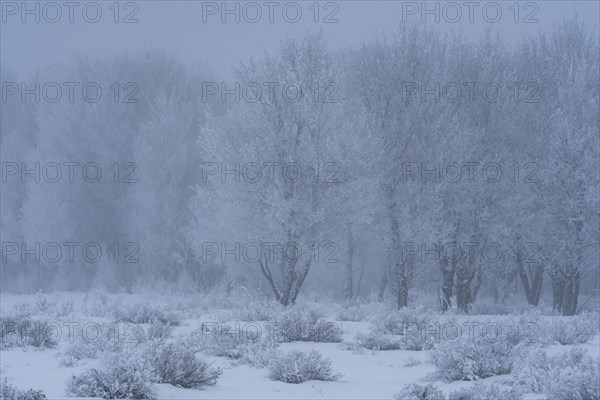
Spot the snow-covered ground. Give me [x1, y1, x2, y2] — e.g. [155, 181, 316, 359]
[1, 291, 598, 399]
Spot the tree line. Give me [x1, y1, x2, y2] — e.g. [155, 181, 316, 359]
[1, 19, 598, 315]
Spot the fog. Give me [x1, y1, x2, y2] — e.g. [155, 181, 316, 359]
[1, 1, 599, 399]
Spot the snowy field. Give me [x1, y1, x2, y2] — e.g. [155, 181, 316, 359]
[1, 290, 598, 399]
[2, 2, 599, 400]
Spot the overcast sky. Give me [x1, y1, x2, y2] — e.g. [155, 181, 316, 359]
[1, 1, 598, 79]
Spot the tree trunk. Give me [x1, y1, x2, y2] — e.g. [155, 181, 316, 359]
[502, 267, 518, 303]
[455, 248, 478, 313]
[455, 285, 471, 312]
[396, 265, 409, 309]
[550, 265, 565, 313]
[561, 266, 580, 316]
[287, 258, 312, 306]
[377, 270, 388, 302]
[345, 225, 354, 300]
[440, 258, 454, 313]
[516, 240, 544, 306]
[472, 270, 482, 302]
[529, 263, 544, 306]
[257, 233, 311, 307]
[455, 263, 473, 313]
[549, 263, 581, 316]
[355, 250, 366, 299]
[389, 192, 411, 309]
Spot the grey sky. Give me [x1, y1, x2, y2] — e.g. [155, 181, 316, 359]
[1, 1, 598, 79]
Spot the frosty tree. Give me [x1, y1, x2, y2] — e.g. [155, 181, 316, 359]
[192, 32, 343, 305]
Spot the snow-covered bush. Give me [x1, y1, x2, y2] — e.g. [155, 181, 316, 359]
[141, 320, 173, 342]
[229, 297, 278, 322]
[448, 382, 523, 400]
[0, 316, 57, 349]
[231, 338, 280, 367]
[59, 322, 143, 366]
[467, 300, 514, 315]
[0, 379, 46, 400]
[275, 307, 342, 343]
[33, 293, 57, 315]
[113, 302, 181, 326]
[512, 348, 557, 392]
[373, 307, 432, 335]
[370, 307, 436, 349]
[431, 333, 515, 381]
[430, 315, 546, 382]
[403, 357, 422, 367]
[212, 296, 278, 322]
[12, 303, 35, 317]
[337, 302, 387, 322]
[12, 294, 73, 319]
[59, 342, 98, 367]
[402, 329, 436, 351]
[82, 289, 112, 317]
[145, 340, 222, 389]
[353, 331, 401, 351]
[54, 300, 74, 318]
[268, 350, 342, 384]
[394, 383, 445, 400]
[358, 307, 436, 351]
[67, 351, 156, 399]
[189, 324, 279, 368]
[408, 290, 440, 313]
[200, 288, 276, 321]
[546, 362, 600, 400]
[500, 314, 542, 346]
[513, 347, 600, 399]
[338, 304, 368, 322]
[541, 312, 599, 345]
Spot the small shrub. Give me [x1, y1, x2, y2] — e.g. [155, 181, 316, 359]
[373, 307, 431, 335]
[275, 307, 342, 343]
[12, 303, 34, 317]
[542, 313, 599, 345]
[113, 302, 181, 326]
[59, 322, 143, 366]
[431, 335, 515, 381]
[0, 316, 57, 349]
[403, 357, 422, 367]
[371, 307, 435, 350]
[146, 340, 222, 389]
[11, 295, 71, 318]
[547, 367, 600, 400]
[59, 340, 99, 367]
[430, 317, 539, 382]
[230, 298, 278, 322]
[337, 302, 387, 322]
[0, 379, 46, 400]
[354, 331, 401, 351]
[232, 339, 280, 367]
[34, 293, 57, 315]
[55, 301, 74, 318]
[82, 289, 111, 317]
[448, 382, 522, 400]
[467, 301, 514, 316]
[67, 351, 156, 399]
[268, 350, 342, 384]
[143, 320, 173, 342]
[394, 383, 445, 400]
[338, 341, 370, 354]
[402, 329, 436, 351]
[500, 314, 542, 346]
[338, 305, 367, 322]
[513, 347, 600, 399]
[189, 323, 279, 368]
